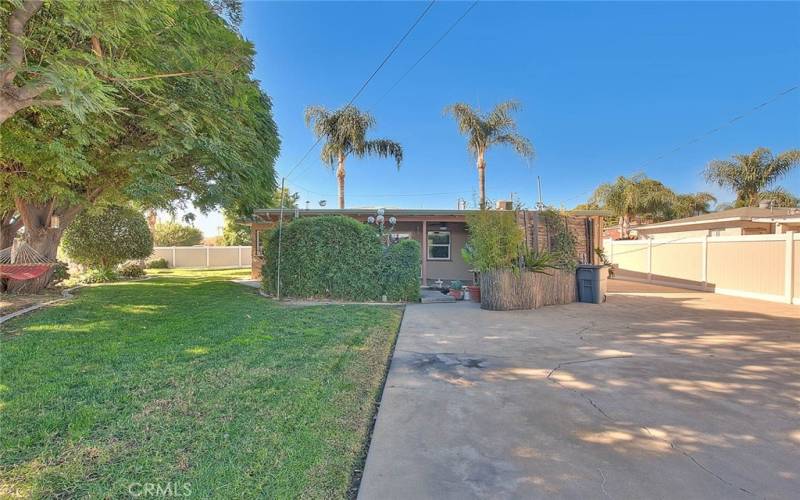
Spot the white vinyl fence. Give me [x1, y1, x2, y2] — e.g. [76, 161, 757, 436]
[604, 232, 800, 305]
[151, 246, 251, 269]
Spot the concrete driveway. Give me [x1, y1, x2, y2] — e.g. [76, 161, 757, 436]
[358, 281, 800, 499]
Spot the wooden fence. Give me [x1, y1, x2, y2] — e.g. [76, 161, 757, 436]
[604, 232, 800, 305]
[480, 269, 577, 311]
[151, 246, 251, 269]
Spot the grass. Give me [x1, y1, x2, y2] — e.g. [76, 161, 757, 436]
[0, 268, 403, 498]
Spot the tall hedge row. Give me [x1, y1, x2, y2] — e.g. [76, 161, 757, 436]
[380, 239, 421, 302]
[261, 216, 420, 302]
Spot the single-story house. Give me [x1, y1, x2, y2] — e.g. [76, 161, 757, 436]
[635, 206, 800, 239]
[244, 205, 609, 285]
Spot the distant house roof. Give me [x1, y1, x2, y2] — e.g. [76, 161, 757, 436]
[636, 207, 800, 230]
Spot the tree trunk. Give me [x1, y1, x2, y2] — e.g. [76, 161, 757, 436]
[337, 153, 346, 209]
[477, 152, 486, 209]
[7, 199, 82, 293]
[620, 214, 631, 238]
[146, 209, 157, 232]
[0, 211, 23, 249]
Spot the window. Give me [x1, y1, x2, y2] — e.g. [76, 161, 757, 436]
[255, 230, 263, 256]
[427, 231, 450, 260]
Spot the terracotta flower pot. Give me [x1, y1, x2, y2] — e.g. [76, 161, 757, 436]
[448, 290, 463, 300]
[466, 285, 480, 303]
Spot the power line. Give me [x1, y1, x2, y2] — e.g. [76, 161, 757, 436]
[561, 84, 800, 208]
[283, 0, 437, 181]
[637, 83, 799, 169]
[370, 0, 479, 109]
[289, 0, 479, 183]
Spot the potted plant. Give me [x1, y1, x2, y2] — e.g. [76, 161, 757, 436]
[448, 280, 464, 300]
[462, 245, 481, 302]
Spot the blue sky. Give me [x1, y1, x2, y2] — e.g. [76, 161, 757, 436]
[190, 1, 800, 235]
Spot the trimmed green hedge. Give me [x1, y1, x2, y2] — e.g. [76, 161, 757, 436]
[261, 216, 421, 302]
[381, 239, 421, 302]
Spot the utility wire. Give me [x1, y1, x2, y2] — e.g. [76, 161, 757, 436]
[371, 0, 479, 110]
[562, 84, 799, 207]
[289, 0, 478, 183]
[637, 84, 799, 169]
[283, 0, 437, 181]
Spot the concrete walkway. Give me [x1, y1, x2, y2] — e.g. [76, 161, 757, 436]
[358, 281, 800, 499]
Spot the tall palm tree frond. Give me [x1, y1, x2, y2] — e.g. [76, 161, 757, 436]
[444, 100, 535, 208]
[363, 139, 403, 169]
[705, 147, 800, 206]
[303, 104, 402, 208]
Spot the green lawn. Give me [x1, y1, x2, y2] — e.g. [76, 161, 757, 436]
[0, 269, 403, 498]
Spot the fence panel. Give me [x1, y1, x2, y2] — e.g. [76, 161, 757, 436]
[604, 233, 798, 305]
[150, 246, 251, 269]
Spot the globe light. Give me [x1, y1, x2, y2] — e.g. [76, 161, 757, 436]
[367, 216, 375, 224]
[376, 214, 385, 224]
[376, 207, 385, 216]
[388, 216, 397, 226]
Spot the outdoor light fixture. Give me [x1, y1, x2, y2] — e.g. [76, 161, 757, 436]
[367, 207, 396, 247]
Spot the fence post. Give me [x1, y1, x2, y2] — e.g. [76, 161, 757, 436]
[238, 246, 242, 267]
[785, 231, 794, 304]
[172, 247, 177, 268]
[206, 246, 210, 268]
[647, 238, 653, 281]
[701, 235, 708, 290]
[608, 239, 614, 263]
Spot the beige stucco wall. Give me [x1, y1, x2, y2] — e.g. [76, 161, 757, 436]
[707, 240, 785, 296]
[651, 242, 703, 281]
[639, 221, 774, 239]
[392, 221, 472, 284]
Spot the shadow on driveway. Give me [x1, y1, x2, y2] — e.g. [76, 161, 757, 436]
[358, 283, 800, 499]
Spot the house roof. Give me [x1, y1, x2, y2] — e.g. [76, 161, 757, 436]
[636, 206, 800, 230]
[242, 207, 612, 224]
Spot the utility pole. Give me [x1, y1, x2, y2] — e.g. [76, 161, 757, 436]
[536, 176, 544, 211]
[276, 177, 286, 300]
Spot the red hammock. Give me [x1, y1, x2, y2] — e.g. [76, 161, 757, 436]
[0, 264, 52, 280]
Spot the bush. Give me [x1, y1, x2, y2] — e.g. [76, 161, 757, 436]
[146, 258, 169, 269]
[50, 261, 70, 286]
[153, 222, 203, 246]
[380, 239, 420, 302]
[79, 268, 119, 284]
[262, 216, 383, 300]
[62, 206, 153, 271]
[463, 210, 524, 272]
[118, 262, 146, 278]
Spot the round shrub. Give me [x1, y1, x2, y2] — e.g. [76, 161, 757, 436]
[262, 216, 382, 300]
[153, 222, 203, 246]
[146, 258, 169, 269]
[118, 261, 146, 278]
[380, 239, 421, 302]
[62, 205, 154, 271]
[79, 268, 119, 284]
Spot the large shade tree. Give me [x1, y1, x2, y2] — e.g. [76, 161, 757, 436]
[590, 174, 676, 238]
[304, 105, 402, 209]
[704, 147, 800, 207]
[444, 100, 534, 209]
[0, 0, 279, 289]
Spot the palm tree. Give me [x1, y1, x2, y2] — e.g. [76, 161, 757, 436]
[757, 188, 799, 208]
[704, 147, 800, 207]
[590, 174, 676, 238]
[304, 105, 402, 209]
[444, 101, 534, 209]
[668, 192, 717, 219]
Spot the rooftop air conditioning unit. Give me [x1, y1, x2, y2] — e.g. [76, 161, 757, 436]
[495, 200, 514, 211]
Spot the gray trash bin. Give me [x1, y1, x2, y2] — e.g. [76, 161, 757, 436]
[576, 264, 609, 304]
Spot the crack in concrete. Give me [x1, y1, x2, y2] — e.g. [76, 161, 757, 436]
[598, 468, 612, 500]
[546, 356, 756, 498]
